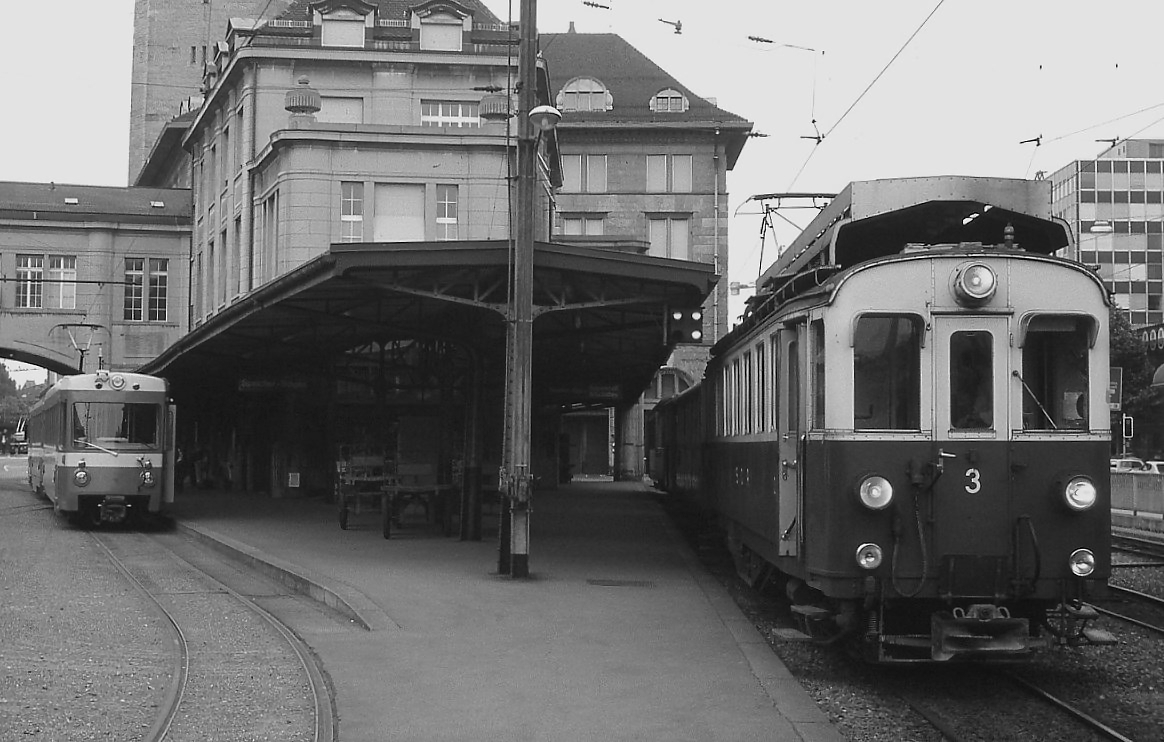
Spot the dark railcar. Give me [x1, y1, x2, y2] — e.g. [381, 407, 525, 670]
[667, 177, 1113, 662]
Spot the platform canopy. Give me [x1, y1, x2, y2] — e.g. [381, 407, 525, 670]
[142, 240, 717, 408]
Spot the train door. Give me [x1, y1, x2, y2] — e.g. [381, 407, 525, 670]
[777, 322, 804, 556]
[931, 316, 1011, 555]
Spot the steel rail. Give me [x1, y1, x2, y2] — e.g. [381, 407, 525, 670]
[89, 532, 189, 742]
[1004, 672, 1137, 742]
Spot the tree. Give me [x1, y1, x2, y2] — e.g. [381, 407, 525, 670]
[1109, 306, 1160, 418]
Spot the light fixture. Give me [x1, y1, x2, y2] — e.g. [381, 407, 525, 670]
[1088, 220, 1113, 234]
[528, 104, 562, 132]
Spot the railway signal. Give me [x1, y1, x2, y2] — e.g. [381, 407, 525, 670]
[668, 306, 703, 344]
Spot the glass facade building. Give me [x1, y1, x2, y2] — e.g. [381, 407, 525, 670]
[1051, 139, 1164, 326]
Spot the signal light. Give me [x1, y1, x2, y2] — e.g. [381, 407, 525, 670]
[668, 307, 704, 344]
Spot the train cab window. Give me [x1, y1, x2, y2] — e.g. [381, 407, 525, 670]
[72, 402, 161, 450]
[950, 331, 993, 430]
[811, 321, 825, 429]
[1020, 316, 1091, 430]
[853, 315, 921, 430]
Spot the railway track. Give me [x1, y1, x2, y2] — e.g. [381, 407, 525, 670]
[90, 529, 335, 742]
[896, 669, 1139, 742]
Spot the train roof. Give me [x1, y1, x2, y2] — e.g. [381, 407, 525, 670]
[756, 176, 1072, 289]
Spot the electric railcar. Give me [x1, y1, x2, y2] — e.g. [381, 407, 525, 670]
[653, 176, 1114, 662]
[28, 370, 176, 526]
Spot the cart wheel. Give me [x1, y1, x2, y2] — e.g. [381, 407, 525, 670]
[339, 505, 348, 530]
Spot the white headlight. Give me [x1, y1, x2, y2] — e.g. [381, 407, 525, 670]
[954, 263, 997, 305]
[110, 374, 126, 390]
[1064, 477, 1097, 511]
[1069, 548, 1096, 577]
[74, 468, 91, 487]
[858, 476, 893, 510]
[856, 543, 883, 570]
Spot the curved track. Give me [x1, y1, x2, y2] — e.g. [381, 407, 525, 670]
[90, 530, 333, 742]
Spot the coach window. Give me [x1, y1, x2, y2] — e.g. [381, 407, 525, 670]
[950, 331, 993, 430]
[811, 320, 825, 428]
[853, 315, 922, 430]
[1020, 316, 1092, 430]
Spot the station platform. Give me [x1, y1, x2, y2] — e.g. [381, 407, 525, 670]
[167, 479, 843, 742]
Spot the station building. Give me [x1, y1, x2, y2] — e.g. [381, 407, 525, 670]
[119, 0, 751, 524]
[0, 182, 190, 374]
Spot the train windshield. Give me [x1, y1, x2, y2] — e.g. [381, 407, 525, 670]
[72, 402, 160, 451]
[950, 331, 994, 430]
[1019, 315, 1091, 430]
[853, 315, 922, 430]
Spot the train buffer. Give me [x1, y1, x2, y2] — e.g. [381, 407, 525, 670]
[790, 604, 832, 638]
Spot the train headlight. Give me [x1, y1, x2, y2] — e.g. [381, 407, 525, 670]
[856, 543, 884, 570]
[857, 475, 894, 510]
[1063, 476, 1097, 511]
[1069, 548, 1096, 577]
[110, 374, 127, 390]
[953, 263, 997, 306]
[140, 469, 156, 487]
[74, 467, 91, 487]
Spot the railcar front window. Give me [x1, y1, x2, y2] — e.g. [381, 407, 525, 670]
[951, 331, 993, 430]
[853, 315, 921, 430]
[72, 402, 160, 450]
[1021, 316, 1091, 430]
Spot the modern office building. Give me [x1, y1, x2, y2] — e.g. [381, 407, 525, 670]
[1050, 139, 1164, 327]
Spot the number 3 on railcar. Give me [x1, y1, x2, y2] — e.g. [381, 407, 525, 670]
[663, 176, 1114, 663]
[26, 371, 176, 527]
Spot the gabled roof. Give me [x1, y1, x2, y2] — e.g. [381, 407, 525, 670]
[539, 32, 751, 166]
[276, 0, 501, 25]
[0, 182, 191, 224]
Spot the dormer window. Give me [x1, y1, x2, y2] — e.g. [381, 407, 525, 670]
[420, 11, 465, 51]
[556, 77, 612, 112]
[650, 88, 688, 113]
[313, 1, 374, 47]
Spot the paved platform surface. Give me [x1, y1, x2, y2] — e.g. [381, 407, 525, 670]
[168, 479, 844, 741]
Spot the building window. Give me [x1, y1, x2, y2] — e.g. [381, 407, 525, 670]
[560, 216, 604, 236]
[420, 13, 463, 51]
[124, 258, 169, 322]
[374, 184, 425, 241]
[322, 17, 366, 47]
[650, 88, 688, 113]
[561, 155, 607, 193]
[646, 154, 692, 193]
[341, 182, 364, 242]
[421, 101, 480, 128]
[319, 96, 364, 124]
[47, 256, 77, 309]
[648, 217, 690, 260]
[16, 255, 43, 309]
[436, 184, 458, 240]
[556, 77, 612, 112]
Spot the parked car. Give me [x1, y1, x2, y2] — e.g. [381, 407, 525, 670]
[1143, 460, 1164, 474]
[1111, 457, 1146, 472]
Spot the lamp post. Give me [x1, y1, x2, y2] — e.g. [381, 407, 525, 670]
[501, 0, 559, 578]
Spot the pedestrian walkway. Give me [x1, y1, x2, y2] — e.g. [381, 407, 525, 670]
[168, 480, 843, 742]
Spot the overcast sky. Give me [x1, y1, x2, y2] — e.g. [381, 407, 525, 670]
[3, 0, 1164, 381]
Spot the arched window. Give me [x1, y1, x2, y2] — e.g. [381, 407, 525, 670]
[556, 77, 612, 112]
[650, 88, 688, 113]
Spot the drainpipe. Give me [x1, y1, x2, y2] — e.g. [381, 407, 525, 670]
[713, 127, 721, 342]
[240, 64, 256, 292]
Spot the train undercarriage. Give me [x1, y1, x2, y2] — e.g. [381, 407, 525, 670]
[729, 537, 1116, 663]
